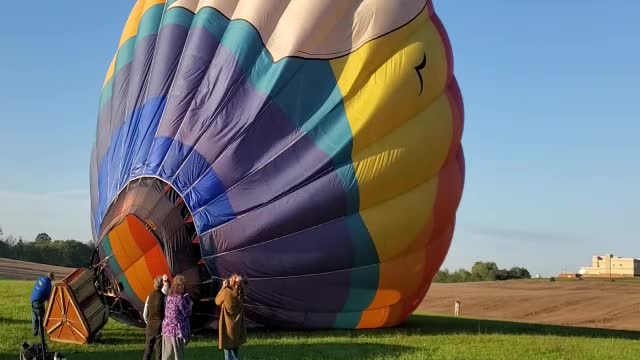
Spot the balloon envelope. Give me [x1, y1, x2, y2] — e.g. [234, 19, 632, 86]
[90, 0, 465, 329]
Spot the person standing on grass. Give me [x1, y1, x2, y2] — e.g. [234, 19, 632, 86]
[161, 275, 191, 360]
[30, 272, 54, 336]
[454, 298, 461, 317]
[143, 276, 165, 360]
[215, 274, 247, 360]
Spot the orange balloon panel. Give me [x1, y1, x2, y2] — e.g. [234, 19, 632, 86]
[100, 215, 171, 306]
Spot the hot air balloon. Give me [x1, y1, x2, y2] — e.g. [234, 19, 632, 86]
[89, 0, 465, 330]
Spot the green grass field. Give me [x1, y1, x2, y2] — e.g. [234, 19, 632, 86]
[1, 280, 639, 360]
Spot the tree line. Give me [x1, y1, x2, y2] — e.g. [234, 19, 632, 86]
[0, 226, 95, 268]
[434, 261, 531, 283]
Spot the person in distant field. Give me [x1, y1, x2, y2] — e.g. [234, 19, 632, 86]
[215, 274, 247, 360]
[161, 275, 191, 360]
[454, 298, 461, 317]
[143, 276, 166, 360]
[30, 272, 54, 336]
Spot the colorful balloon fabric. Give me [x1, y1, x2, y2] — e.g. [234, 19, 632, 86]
[90, 0, 465, 329]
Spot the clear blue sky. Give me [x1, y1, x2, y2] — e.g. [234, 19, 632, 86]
[0, 1, 638, 276]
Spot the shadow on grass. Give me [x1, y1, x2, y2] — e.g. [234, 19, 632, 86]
[242, 314, 640, 341]
[403, 314, 640, 339]
[95, 333, 146, 346]
[26, 343, 416, 360]
[90, 327, 149, 346]
[0, 317, 30, 325]
[196, 343, 414, 360]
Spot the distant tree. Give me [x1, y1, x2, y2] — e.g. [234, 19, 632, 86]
[495, 268, 509, 281]
[508, 267, 531, 280]
[449, 270, 465, 283]
[16, 237, 24, 259]
[433, 261, 531, 283]
[0, 240, 9, 258]
[435, 262, 532, 283]
[456, 269, 473, 282]
[471, 261, 499, 281]
[0, 230, 94, 267]
[0, 234, 16, 258]
[34, 233, 52, 244]
[434, 269, 451, 283]
[4, 235, 17, 246]
[26, 239, 94, 267]
[434, 268, 479, 283]
[57, 240, 93, 267]
[21, 242, 43, 263]
[0, 225, 3, 241]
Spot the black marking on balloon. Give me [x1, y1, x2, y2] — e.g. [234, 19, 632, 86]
[415, 52, 427, 95]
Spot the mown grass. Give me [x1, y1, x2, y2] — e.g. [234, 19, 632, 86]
[1, 279, 639, 359]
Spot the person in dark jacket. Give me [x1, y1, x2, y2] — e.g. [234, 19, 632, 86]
[30, 272, 54, 337]
[143, 276, 166, 360]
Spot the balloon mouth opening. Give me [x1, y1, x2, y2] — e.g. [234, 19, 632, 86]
[90, 177, 217, 329]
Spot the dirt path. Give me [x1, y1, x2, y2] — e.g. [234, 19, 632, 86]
[420, 280, 640, 331]
[0, 258, 75, 280]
